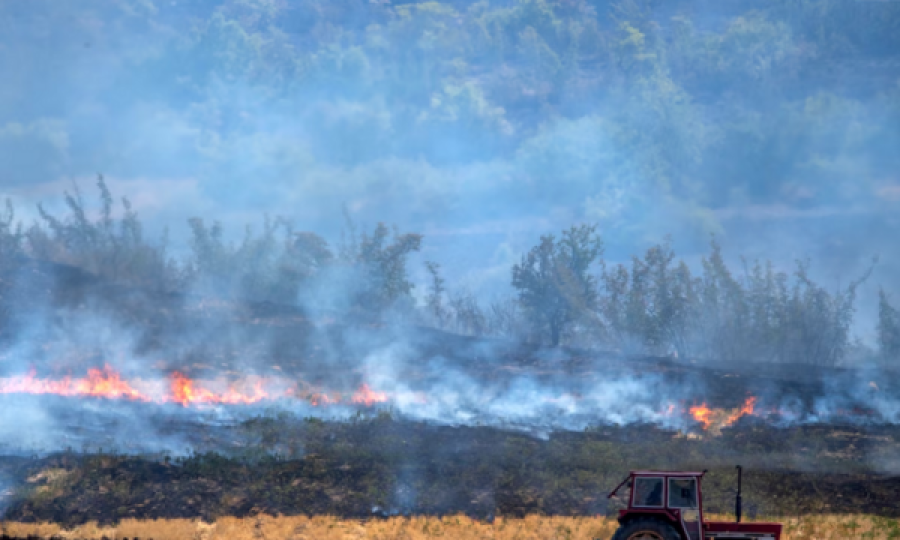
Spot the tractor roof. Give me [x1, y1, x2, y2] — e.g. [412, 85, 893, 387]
[630, 470, 705, 476]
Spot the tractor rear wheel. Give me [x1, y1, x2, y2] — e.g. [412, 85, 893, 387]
[611, 518, 681, 540]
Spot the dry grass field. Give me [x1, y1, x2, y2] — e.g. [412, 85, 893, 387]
[3, 514, 900, 540]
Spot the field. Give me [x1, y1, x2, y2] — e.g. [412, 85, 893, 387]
[0, 415, 899, 527]
[1, 264, 900, 537]
[3, 514, 900, 540]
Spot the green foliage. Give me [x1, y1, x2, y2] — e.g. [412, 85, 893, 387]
[717, 14, 800, 86]
[26, 175, 180, 291]
[0, 177, 884, 365]
[600, 236, 874, 365]
[601, 238, 697, 356]
[638, 79, 705, 183]
[612, 21, 656, 78]
[195, 12, 265, 81]
[185, 215, 423, 314]
[0, 199, 23, 332]
[289, 231, 334, 281]
[668, 12, 802, 93]
[878, 289, 900, 363]
[513, 114, 647, 217]
[641, 239, 697, 356]
[0, 199, 22, 264]
[0, 180, 426, 325]
[447, 288, 488, 337]
[33, 0, 893, 204]
[770, 0, 900, 58]
[423, 81, 513, 140]
[2, 0, 899, 364]
[341, 223, 423, 313]
[187, 215, 304, 303]
[517, 26, 562, 85]
[424, 261, 447, 326]
[512, 224, 603, 347]
[486, 295, 529, 340]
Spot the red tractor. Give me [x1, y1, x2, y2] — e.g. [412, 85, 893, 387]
[606, 466, 782, 540]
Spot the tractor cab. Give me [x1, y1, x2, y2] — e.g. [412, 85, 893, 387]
[607, 467, 782, 540]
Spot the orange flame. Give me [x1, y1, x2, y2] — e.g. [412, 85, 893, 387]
[0, 365, 151, 401]
[689, 403, 714, 428]
[690, 397, 756, 431]
[351, 383, 388, 406]
[0, 366, 391, 409]
[168, 372, 271, 406]
[309, 392, 340, 406]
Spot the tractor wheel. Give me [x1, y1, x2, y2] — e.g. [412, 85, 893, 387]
[611, 518, 681, 540]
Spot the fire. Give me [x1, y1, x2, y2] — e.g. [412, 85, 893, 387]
[690, 396, 756, 434]
[0, 365, 151, 402]
[169, 372, 270, 406]
[0, 366, 390, 409]
[308, 392, 340, 406]
[351, 383, 388, 406]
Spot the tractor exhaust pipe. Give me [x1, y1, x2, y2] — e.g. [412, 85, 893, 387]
[735, 465, 743, 523]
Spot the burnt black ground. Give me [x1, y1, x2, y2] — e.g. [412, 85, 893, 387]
[1, 417, 900, 526]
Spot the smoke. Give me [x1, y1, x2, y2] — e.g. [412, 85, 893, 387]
[2, 1, 898, 310]
[357, 342, 691, 435]
[1, 295, 900, 458]
[0, 0, 900, 462]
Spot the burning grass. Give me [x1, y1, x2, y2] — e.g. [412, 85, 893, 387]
[0, 367, 390, 408]
[2, 514, 900, 540]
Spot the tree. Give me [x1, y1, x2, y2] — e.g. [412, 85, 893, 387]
[511, 224, 603, 346]
[448, 288, 487, 336]
[187, 215, 295, 302]
[695, 237, 747, 363]
[342, 222, 423, 312]
[0, 199, 21, 266]
[781, 257, 874, 367]
[289, 231, 334, 278]
[424, 260, 447, 326]
[0, 199, 23, 337]
[642, 239, 698, 357]
[600, 239, 698, 356]
[28, 175, 179, 290]
[486, 295, 527, 338]
[878, 289, 900, 363]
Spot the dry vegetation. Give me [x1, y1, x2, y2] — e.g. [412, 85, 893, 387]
[3, 514, 900, 540]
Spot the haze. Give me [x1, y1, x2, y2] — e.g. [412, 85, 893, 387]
[1, 0, 899, 347]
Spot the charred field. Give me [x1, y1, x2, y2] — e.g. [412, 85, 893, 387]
[3, 416, 900, 527]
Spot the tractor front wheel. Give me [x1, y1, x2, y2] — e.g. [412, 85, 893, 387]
[611, 518, 681, 540]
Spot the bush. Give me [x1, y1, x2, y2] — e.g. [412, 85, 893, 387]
[600, 237, 874, 365]
[25, 175, 182, 291]
[0, 199, 24, 334]
[878, 289, 900, 364]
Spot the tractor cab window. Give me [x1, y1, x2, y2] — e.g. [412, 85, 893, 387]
[668, 477, 698, 508]
[633, 477, 664, 507]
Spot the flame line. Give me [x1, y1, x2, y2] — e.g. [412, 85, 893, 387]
[0, 366, 389, 408]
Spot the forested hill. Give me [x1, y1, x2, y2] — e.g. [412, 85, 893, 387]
[2, 0, 900, 364]
[6, 0, 900, 169]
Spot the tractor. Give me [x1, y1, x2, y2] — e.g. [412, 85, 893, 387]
[606, 466, 782, 540]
